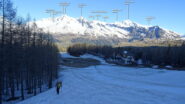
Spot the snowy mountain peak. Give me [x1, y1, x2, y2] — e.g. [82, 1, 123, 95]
[122, 19, 136, 26]
[60, 15, 75, 20]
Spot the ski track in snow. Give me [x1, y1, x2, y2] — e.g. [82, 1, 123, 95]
[17, 53, 185, 104]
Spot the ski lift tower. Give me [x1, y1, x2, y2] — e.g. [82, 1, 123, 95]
[45, 9, 60, 22]
[103, 16, 109, 22]
[89, 16, 95, 20]
[79, 4, 87, 17]
[91, 11, 107, 20]
[79, 4, 87, 26]
[145, 16, 155, 26]
[124, 0, 135, 20]
[59, 2, 70, 16]
[112, 9, 121, 21]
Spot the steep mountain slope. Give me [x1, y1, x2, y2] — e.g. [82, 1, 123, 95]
[33, 15, 180, 45]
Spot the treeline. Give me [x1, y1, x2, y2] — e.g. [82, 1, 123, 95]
[0, 0, 59, 103]
[67, 43, 185, 68]
[67, 44, 118, 58]
[122, 44, 185, 67]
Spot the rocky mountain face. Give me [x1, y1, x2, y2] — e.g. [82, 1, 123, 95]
[32, 15, 181, 46]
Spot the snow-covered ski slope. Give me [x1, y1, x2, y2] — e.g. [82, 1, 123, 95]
[17, 53, 185, 104]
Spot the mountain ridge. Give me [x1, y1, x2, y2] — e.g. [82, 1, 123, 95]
[31, 15, 181, 45]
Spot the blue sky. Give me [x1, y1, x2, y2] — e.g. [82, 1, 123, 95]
[12, 0, 185, 35]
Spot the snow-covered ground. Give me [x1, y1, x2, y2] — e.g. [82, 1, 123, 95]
[17, 53, 185, 104]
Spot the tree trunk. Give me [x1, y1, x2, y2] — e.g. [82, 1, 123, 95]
[10, 78, 15, 98]
[21, 71, 24, 100]
[34, 78, 37, 96]
[0, 75, 2, 104]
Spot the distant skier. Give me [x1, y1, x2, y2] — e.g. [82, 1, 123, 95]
[56, 81, 62, 95]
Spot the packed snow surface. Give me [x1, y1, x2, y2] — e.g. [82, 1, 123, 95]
[17, 53, 185, 104]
